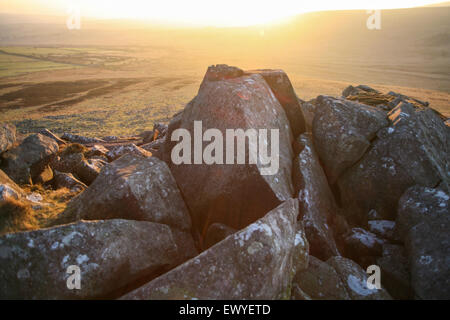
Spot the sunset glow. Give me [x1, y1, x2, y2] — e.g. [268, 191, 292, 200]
[0, 0, 445, 26]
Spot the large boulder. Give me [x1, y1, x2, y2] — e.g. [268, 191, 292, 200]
[74, 158, 107, 185]
[396, 185, 449, 240]
[0, 123, 16, 154]
[247, 69, 306, 137]
[327, 256, 392, 300]
[377, 244, 413, 300]
[343, 228, 384, 267]
[313, 95, 388, 184]
[292, 256, 351, 300]
[165, 64, 294, 240]
[1, 133, 59, 185]
[58, 153, 197, 262]
[0, 219, 179, 299]
[396, 185, 449, 299]
[337, 102, 449, 225]
[59, 154, 192, 231]
[121, 199, 300, 300]
[293, 133, 339, 260]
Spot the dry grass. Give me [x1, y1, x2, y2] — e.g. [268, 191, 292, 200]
[0, 198, 37, 235]
[0, 186, 81, 235]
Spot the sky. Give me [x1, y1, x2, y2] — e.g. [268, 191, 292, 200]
[0, 0, 446, 26]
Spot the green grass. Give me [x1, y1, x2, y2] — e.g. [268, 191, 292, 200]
[0, 52, 75, 77]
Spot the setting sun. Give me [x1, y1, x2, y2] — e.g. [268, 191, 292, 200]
[0, 0, 446, 26]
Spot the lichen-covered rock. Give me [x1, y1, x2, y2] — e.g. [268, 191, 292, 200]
[343, 228, 384, 267]
[85, 144, 109, 159]
[292, 220, 309, 274]
[299, 100, 316, 132]
[368, 220, 397, 242]
[106, 143, 151, 162]
[396, 185, 449, 240]
[53, 171, 87, 193]
[397, 186, 450, 299]
[327, 256, 392, 300]
[338, 102, 449, 224]
[247, 69, 306, 137]
[292, 256, 350, 300]
[74, 158, 106, 185]
[405, 218, 450, 300]
[312, 95, 388, 184]
[0, 219, 179, 299]
[59, 154, 192, 231]
[1, 133, 59, 185]
[0, 169, 25, 203]
[293, 133, 339, 260]
[121, 199, 299, 300]
[377, 244, 413, 300]
[165, 64, 294, 239]
[0, 123, 16, 154]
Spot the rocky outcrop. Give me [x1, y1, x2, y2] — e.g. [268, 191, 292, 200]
[121, 199, 300, 300]
[396, 185, 449, 299]
[313, 95, 388, 184]
[165, 64, 294, 241]
[59, 154, 192, 230]
[293, 133, 340, 260]
[1, 133, 59, 185]
[204, 223, 237, 250]
[337, 102, 449, 225]
[0, 219, 179, 299]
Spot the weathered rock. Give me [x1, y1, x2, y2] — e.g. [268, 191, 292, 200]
[405, 218, 450, 300]
[396, 186, 450, 299]
[39, 129, 66, 146]
[53, 171, 87, 192]
[396, 185, 449, 240]
[121, 199, 300, 300]
[293, 133, 340, 260]
[0, 219, 179, 299]
[140, 139, 165, 153]
[50, 151, 84, 174]
[338, 102, 449, 224]
[293, 256, 351, 300]
[1, 133, 59, 185]
[368, 220, 397, 242]
[299, 100, 316, 132]
[204, 223, 237, 250]
[290, 284, 312, 300]
[327, 256, 392, 300]
[0, 169, 25, 203]
[59, 154, 192, 232]
[75, 158, 106, 185]
[377, 244, 413, 300]
[292, 220, 309, 274]
[342, 85, 380, 98]
[313, 95, 388, 184]
[343, 228, 384, 266]
[85, 144, 109, 159]
[165, 64, 294, 239]
[0, 123, 16, 154]
[61, 133, 105, 145]
[247, 69, 306, 137]
[106, 143, 151, 162]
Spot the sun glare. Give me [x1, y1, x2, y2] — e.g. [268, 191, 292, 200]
[2, 0, 445, 26]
